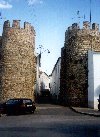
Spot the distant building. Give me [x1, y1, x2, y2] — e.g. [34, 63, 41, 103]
[60, 21, 100, 107]
[50, 57, 61, 102]
[39, 71, 50, 92]
[35, 70, 50, 93]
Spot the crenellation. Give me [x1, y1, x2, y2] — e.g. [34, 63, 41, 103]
[3, 20, 10, 28]
[67, 21, 100, 38]
[24, 22, 32, 31]
[12, 20, 20, 29]
[72, 23, 80, 30]
[3, 20, 35, 34]
[92, 23, 99, 31]
[31, 26, 36, 35]
[68, 26, 72, 31]
[83, 21, 90, 30]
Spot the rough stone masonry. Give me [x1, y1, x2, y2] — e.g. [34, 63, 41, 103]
[0, 20, 36, 102]
[60, 21, 100, 107]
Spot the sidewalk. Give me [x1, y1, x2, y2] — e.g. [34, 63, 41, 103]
[70, 107, 100, 117]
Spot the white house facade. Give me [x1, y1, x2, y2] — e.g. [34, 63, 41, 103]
[34, 53, 41, 96]
[88, 50, 100, 109]
[50, 57, 61, 100]
[39, 72, 50, 92]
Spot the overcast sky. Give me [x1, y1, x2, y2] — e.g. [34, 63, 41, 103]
[0, 0, 100, 75]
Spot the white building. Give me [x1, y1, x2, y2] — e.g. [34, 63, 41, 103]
[34, 53, 41, 96]
[88, 50, 100, 109]
[39, 71, 50, 92]
[50, 57, 61, 100]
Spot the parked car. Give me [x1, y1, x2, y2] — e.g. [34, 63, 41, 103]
[0, 98, 36, 115]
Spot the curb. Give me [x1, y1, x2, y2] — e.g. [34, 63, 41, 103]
[69, 107, 100, 117]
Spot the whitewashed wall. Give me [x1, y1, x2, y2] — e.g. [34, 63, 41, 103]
[88, 50, 100, 109]
[88, 50, 94, 108]
[40, 72, 50, 91]
[50, 57, 61, 99]
[34, 53, 40, 95]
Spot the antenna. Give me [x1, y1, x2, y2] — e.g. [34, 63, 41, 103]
[90, 0, 92, 27]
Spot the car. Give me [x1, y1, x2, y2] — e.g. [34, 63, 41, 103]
[0, 98, 36, 115]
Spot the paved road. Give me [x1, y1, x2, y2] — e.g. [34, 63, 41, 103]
[0, 104, 100, 137]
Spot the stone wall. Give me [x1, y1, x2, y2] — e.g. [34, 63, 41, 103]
[59, 46, 67, 105]
[0, 20, 36, 102]
[60, 21, 100, 107]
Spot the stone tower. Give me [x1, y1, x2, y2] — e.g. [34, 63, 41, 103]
[0, 20, 36, 102]
[60, 21, 100, 107]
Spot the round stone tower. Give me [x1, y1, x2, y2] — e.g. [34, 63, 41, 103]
[0, 20, 36, 102]
[60, 21, 100, 107]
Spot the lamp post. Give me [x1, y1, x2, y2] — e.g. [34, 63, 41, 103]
[37, 45, 50, 67]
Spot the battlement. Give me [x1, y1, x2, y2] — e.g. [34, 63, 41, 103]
[3, 20, 10, 28]
[66, 21, 100, 39]
[72, 23, 80, 30]
[83, 21, 90, 29]
[3, 20, 35, 32]
[24, 22, 31, 29]
[12, 20, 20, 28]
[67, 21, 100, 32]
[92, 23, 99, 31]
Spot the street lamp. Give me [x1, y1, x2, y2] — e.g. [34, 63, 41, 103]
[37, 45, 50, 67]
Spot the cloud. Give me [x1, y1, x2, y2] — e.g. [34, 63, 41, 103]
[28, 0, 43, 5]
[0, 0, 12, 9]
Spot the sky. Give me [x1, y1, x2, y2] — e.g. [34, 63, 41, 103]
[0, 0, 100, 75]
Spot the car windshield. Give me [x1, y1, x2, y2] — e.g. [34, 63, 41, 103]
[23, 99, 32, 104]
[6, 99, 20, 104]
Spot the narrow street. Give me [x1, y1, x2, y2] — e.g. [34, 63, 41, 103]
[0, 104, 100, 137]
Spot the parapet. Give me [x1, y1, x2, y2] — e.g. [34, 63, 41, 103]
[72, 23, 80, 30]
[3, 20, 10, 28]
[3, 20, 35, 34]
[12, 20, 20, 29]
[92, 23, 99, 31]
[67, 21, 100, 33]
[67, 23, 80, 31]
[24, 22, 35, 33]
[67, 23, 80, 38]
[31, 26, 36, 35]
[83, 21, 90, 30]
[24, 22, 31, 30]
[68, 26, 72, 31]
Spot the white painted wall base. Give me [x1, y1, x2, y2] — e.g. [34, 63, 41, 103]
[88, 50, 100, 109]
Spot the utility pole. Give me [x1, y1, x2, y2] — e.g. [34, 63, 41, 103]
[90, 0, 93, 51]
